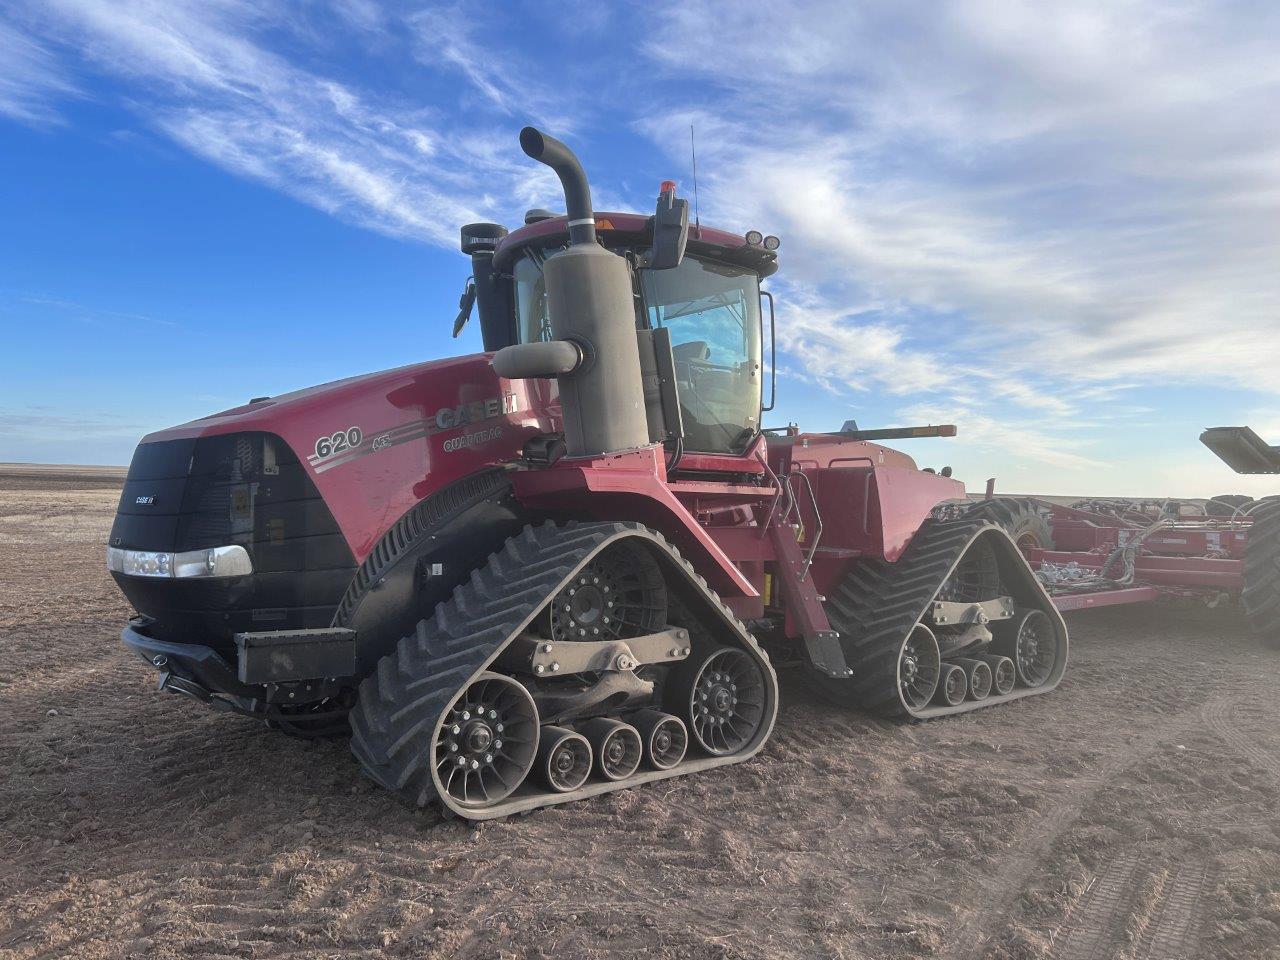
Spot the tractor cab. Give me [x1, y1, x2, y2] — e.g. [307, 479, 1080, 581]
[460, 205, 779, 456]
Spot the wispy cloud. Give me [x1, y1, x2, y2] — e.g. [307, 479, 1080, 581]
[638, 0, 1280, 405]
[0, 20, 78, 124]
[16, 294, 177, 327]
[7, 0, 563, 244]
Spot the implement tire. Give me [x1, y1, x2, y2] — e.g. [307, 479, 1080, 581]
[1206, 493, 1252, 517]
[1243, 496, 1280, 650]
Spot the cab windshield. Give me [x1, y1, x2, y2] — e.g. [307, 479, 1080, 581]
[640, 257, 762, 453]
[513, 251, 763, 454]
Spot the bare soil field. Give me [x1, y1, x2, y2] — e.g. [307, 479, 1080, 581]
[1, 467, 1277, 960]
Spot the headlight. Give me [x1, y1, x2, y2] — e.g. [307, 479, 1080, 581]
[107, 545, 253, 579]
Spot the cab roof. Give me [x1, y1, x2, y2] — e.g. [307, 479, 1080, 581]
[492, 211, 779, 278]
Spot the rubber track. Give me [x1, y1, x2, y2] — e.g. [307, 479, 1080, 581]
[963, 497, 1054, 549]
[822, 518, 1066, 719]
[349, 520, 777, 818]
[1243, 496, 1280, 649]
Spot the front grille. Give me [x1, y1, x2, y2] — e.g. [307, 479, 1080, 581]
[110, 432, 356, 651]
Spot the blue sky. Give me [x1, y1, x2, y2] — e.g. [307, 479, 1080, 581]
[1, 1, 1278, 497]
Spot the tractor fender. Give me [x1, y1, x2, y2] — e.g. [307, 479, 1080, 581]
[333, 468, 531, 675]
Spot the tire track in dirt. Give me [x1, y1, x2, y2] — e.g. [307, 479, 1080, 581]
[948, 694, 1237, 960]
[1053, 854, 1141, 960]
[1133, 863, 1210, 960]
[1050, 858, 1212, 960]
[1202, 696, 1280, 783]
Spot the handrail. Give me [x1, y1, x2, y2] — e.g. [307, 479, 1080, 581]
[788, 469, 824, 579]
[756, 450, 787, 537]
[760, 289, 777, 412]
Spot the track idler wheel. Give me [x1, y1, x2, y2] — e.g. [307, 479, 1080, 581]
[632, 709, 688, 770]
[997, 609, 1062, 688]
[897, 624, 942, 711]
[582, 717, 643, 781]
[537, 725, 593, 792]
[934, 663, 968, 707]
[951, 657, 993, 701]
[677, 647, 769, 756]
[435, 672, 540, 810]
[979, 654, 1017, 696]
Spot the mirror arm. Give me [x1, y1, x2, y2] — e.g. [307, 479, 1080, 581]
[452, 277, 477, 338]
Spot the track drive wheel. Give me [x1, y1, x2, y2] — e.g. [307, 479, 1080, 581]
[1243, 497, 1280, 649]
[674, 647, 769, 756]
[550, 540, 666, 642]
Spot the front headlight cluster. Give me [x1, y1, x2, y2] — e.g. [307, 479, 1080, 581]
[107, 545, 253, 579]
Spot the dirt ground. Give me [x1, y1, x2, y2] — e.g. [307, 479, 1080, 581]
[1, 466, 1278, 960]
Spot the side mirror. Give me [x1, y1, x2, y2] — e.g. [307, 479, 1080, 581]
[452, 278, 477, 338]
[645, 182, 689, 270]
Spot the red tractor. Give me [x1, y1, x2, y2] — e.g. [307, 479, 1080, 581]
[109, 128, 1067, 819]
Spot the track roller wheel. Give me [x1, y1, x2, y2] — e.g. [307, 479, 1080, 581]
[979, 654, 1017, 696]
[934, 663, 967, 706]
[632, 709, 688, 770]
[582, 717, 642, 781]
[897, 625, 942, 711]
[537, 725, 592, 792]
[435, 672, 540, 810]
[996, 609, 1062, 687]
[952, 657, 993, 701]
[676, 647, 769, 756]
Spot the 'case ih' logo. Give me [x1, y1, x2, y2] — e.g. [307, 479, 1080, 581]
[432, 394, 518, 430]
[307, 393, 520, 474]
[135, 495, 155, 505]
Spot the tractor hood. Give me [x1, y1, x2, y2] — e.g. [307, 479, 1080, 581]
[128, 352, 557, 562]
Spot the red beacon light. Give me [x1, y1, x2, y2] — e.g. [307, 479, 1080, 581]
[659, 180, 677, 196]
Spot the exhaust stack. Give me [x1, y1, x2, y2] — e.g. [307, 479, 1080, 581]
[518, 127, 596, 246]
[492, 127, 650, 459]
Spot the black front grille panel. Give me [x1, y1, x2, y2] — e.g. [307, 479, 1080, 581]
[110, 432, 356, 651]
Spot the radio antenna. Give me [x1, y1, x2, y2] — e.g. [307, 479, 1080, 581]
[690, 123, 701, 237]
